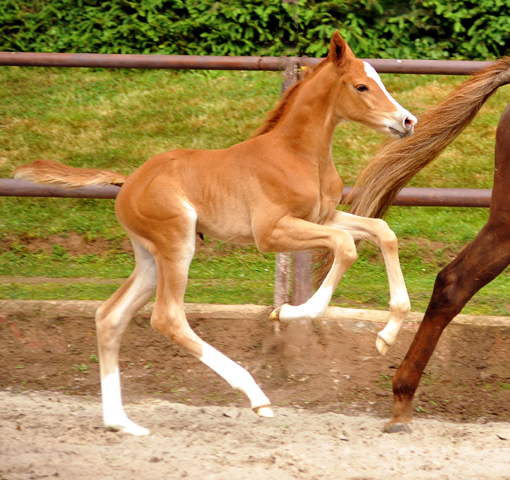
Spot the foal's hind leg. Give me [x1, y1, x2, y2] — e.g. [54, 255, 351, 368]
[95, 240, 158, 435]
[148, 211, 273, 418]
[325, 211, 410, 355]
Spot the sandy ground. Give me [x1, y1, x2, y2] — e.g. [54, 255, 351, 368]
[1, 390, 510, 480]
[2, 301, 510, 479]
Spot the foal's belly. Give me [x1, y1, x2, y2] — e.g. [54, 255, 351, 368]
[196, 212, 256, 246]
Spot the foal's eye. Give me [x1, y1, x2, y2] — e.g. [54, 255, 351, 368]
[356, 85, 368, 92]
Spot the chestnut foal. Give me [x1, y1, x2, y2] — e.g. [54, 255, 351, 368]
[13, 31, 415, 435]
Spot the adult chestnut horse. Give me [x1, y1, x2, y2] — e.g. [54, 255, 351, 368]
[343, 57, 510, 432]
[13, 31, 416, 435]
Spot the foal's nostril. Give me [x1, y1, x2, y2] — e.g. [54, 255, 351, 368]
[404, 116, 417, 131]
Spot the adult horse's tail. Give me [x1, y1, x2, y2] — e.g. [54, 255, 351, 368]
[316, 57, 510, 284]
[12, 159, 127, 187]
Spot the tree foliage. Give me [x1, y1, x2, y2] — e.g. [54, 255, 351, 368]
[1, 0, 509, 59]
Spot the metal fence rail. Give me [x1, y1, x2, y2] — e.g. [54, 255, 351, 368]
[0, 51, 497, 306]
[0, 51, 492, 75]
[0, 179, 493, 208]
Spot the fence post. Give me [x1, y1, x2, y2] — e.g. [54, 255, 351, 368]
[273, 60, 314, 307]
[274, 60, 296, 307]
[292, 251, 314, 305]
[274, 252, 291, 306]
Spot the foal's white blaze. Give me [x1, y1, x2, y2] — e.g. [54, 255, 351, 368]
[101, 368, 149, 435]
[363, 62, 418, 129]
[200, 343, 273, 417]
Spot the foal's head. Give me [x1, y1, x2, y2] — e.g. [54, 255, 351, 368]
[326, 31, 416, 138]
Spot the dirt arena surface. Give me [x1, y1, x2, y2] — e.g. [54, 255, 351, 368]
[2, 300, 510, 479]
[2, 390, 510, 480]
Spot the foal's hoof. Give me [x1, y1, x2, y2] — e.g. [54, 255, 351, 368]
[383, 422, 412, 434]
[375, 333, 391, 356]
[269, 304, 288, 333]
[269, 305, 285, 323]
[253, 405, 274, 418]
[106, 420, 150, 436]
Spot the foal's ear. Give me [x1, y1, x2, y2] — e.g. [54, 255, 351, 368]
[328, 30, 354, 67]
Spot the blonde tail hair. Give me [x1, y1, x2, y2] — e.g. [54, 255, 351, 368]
[12, 159, 127, 188]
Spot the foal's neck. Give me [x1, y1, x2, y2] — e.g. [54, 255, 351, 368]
[274, 65, 339, 163]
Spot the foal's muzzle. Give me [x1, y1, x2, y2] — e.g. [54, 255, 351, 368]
[389, 114, 417, 138]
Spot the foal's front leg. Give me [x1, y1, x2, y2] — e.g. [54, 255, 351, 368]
[260, 216, 359, 323]
[267, 212, 410, 355]
[325, 211, 410, 355]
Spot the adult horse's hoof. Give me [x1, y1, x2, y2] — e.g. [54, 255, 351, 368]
[253, 405, 274, 418]
[383, 422, 412, 434]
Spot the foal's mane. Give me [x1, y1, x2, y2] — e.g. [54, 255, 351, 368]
[251, 57, 330, 138]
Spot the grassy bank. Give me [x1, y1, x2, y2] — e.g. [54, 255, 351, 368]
[1, 66, 510, 315]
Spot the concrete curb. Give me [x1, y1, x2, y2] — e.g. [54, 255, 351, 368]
[1, 300, 509, 328]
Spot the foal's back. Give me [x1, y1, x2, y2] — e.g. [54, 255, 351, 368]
[115, 131, 339, 249]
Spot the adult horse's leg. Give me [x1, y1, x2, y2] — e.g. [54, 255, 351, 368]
[385, 101, 510, 433]
[147, 209, 273, 419]
[95, 240, 158, 435]
[385, 235, 510, 432]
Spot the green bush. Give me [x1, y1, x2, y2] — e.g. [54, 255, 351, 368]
[0, 1, 509, 59]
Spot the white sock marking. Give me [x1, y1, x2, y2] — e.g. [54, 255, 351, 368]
[201, 344, 270, 408]
[101, 368, 149, 435]
[102, 368, 124, 423]
[280, 284, 334, 322]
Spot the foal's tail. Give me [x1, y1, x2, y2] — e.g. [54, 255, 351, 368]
[12, 159, 127, 188]
[315, 56, 510, 285]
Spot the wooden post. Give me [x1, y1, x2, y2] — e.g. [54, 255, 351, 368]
[274, 60, 297, 307]
[292, 251, 314, 305]
[273, 60, 314, 307]
[274, 252, 291, 306]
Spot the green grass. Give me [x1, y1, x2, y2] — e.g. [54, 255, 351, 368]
[2, 66, 510, 315]
[0, 279, 276, 304]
